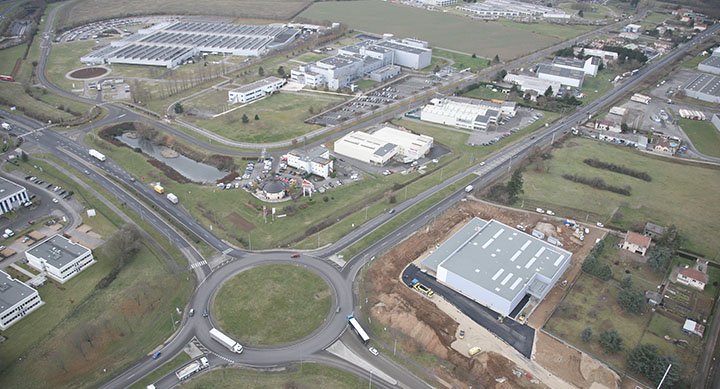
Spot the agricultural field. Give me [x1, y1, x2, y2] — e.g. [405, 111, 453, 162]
[300, 0, 596, 60]
[214, 264, 331, 345]
[56, 0, 314, 30]
[182, 363, 370, 388]
[518, 138, 720, 257]
[678, 118, 720, 158]
[184, 91, 346, 143]
[432, 48, 488, 72]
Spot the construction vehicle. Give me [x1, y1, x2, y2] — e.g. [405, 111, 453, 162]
[153, 184, 165, 194]
[411, 278, 434, 297]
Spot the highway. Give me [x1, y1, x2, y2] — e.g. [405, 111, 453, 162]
[5, 3, 718, 387]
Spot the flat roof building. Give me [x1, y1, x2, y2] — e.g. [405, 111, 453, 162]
[283, 147, 334, 179]
[420, 97, 515, 131]
[0, 176, 29, 216]
[552, 56, 600, 77]
[698, 50, 720, 75]
[536, 64, 585, 87]
[457, 0, 567, 19]
[26, 235, 95, 284]
[371, 126, 433, 162]
[0, 270, 43, 330]
[334, 131, 399, 165]
[422, 218, 572, 317]
[228, 76, 285, 104]
[504, 73, 561, 97]
[684, 73, 720, 103]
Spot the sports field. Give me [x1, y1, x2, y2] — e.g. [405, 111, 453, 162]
[301, 0, 597, 59]
[519, 138, 720, 256]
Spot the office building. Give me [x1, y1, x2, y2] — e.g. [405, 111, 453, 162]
[333, 131, 398, 165]
[0, 177, 29, 216]
[0, 270, 43, 330]
[283, 147, 334, 179]
[228, 76, 285, 104]
[26, 235, 95, 284]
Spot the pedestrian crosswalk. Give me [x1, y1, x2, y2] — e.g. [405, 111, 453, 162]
[189, 260, 207, 270]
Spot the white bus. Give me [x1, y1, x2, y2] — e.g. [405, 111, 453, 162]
[348, 315, 370, 344]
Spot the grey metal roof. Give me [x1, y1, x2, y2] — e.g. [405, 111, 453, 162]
[0, 177, 26, 199]
[376, 40, 428, 55]
[262, 180, 286, 194]
[26, 235, 91, 269]
[318, 55, 362, 68]
[0, 270, 37, 312]
[552, 56, 585, 68]
[374, 143, 397, 157]
[700, 54, 720, 70]
[537, 63, 585, 81]
[422, 218, 571, 302]
[684, 73, 720, 97]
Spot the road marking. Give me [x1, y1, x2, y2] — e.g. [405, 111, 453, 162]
[189, 260, 207, 269]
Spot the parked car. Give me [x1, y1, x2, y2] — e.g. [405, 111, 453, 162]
[458, 330, 465, 339]
[368, 347, 379, 356]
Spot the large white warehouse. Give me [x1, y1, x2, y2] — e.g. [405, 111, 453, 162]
[422, 218, 572, 317]
[26, 235, 95, 284]
[371, 126, 433, 162]
[536, 64, 585, 88]
[334, 131, 399, 165]
[420, 97, 516, 130]
[504, 73, 561, 97]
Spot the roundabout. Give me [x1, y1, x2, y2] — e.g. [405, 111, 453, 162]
[213, 263, 332, 346]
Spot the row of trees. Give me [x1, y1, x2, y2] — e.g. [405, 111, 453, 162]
[583, 158, 652, 182]
[561, 174, 632, 196]
[581, 238, 612, 280]
[485, 169, 524, 205]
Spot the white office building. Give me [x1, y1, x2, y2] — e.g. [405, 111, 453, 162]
[334, 131, 399, 165]
[420, 97, 516, 130]
[575, 48, 618, 64]
[0, 270, 44, 330]
[0, 177, 29, 216]
[283, 147, 334, 179]
[504, 73, 561, 97]
[536, 64, 585, 87]
[228, 76, 285, 104]
[552, 56, 600, 77]
[422, 218, 572, 317]
[371, 126, 433, 162]
[26, 235, 95, 284]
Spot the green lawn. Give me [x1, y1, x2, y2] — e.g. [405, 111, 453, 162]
[214, 264, 331, 346]
[0, 83, 78, 122]
[432, 48, 488, 72]
[678, 118, 720, 158]
[682, 53, 708, 69]
[0, 44, 26, 75]
[181, 363, 372, 388]
[355, 79, 378, 91]
[462, 85, 509, 101]
[296, 52, 330, 63]
[45, 41, 97, 91]
[581, 68, 618, 103]
[300, 0, 594, 60]
[519, 138, 720, 257]
[185, 92, 346, 143]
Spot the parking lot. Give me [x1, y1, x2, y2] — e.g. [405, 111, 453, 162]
[467, 107, 545, 147]
[309, 75, 439, 126]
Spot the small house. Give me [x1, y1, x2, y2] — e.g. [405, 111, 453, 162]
[622, 231, 652, 256]
[683, 319, 705, 337]
[643, 222, 666, 239]
[677, 267, 708, 291]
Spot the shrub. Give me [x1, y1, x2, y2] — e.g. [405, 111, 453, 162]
[583, 158, 651, 181]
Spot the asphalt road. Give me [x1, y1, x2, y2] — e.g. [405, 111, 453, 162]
[8, 3, 718, 387]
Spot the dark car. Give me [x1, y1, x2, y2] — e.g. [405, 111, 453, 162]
[291, 253, 301, 258]
[202, 309, 209, 318]
[151, 351, 162, 360]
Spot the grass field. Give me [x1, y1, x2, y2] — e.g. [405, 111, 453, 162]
[518, 138, 720, 257]
[57, 0, 313, 29]
[0, 44, 26, 75]
[463, 85, 510, 100]
[185, 92, 345, 143]
[296, 52, 330, 63]
[214, 264, 331, 345]
[45, 41, 98, 91]
[0, 83, 78, 122]
[678, 118, 720, 158]
[300, 0, 594, 59]
[581, 69, 618, 103]
[182, 363, 372, 388]
[432, 48, 488, 72]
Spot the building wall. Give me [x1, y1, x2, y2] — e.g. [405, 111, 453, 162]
[0, 272, 44, 330]
[438, 266, 514, 316]
[621, 241, 647, 256]
[0, 182, 29, 216]
[677, 274, 705, 290]
[26, 243, 95, 284]
[333, 133, 398, 165]
[537, 71, 583, 88]
[684, 88, 720, 103]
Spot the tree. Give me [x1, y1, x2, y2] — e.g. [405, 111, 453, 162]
[618, 287, 645, 314]
[578, 9, 584, 18]
[647, 246, 673, 273]
[492, 54, 500, 64]
[433, 64, 440, 73]
[628, 345, 682, 387]
[506, 169, 524, 203]
[254, 114, 260, 120]
[20, 151, 29, 162]
[258, 66, 265, 76]
[598, 61, 604, 71]
[599, 330, 623, 353]
[544, 85, 554, 97]
[173, 102, 184, 114]
[494, 69, 507, 81]
[471, 53, 477, 58]
[277, 65, 285, 76]
[581, 327, 593, 342]
[554, 47, 575, 58]
[620, 275, 633, 289]
[241, 114, 249, 123]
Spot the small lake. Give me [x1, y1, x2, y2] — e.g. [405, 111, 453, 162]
[115, 133, 227, 184]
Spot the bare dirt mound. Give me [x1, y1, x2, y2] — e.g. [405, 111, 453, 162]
[69, 67, 109, 79]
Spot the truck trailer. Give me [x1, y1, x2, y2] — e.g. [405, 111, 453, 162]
[209, 328, 243, 353]
[88, 149, 106, 161]
[175, 357, 209, 380]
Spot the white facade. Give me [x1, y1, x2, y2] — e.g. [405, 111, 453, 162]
[370, 65, 401, 82]
[372, 126, 433, 161]
[552, 56, 599, 77]
[334, 131, 398, 165]
[457, 0, 567, 19]
[228, 77, 285, 104]
[0, 177, 29, 216]
[420, 97, 513, 130]
[420, 0, 456, 6]
[536, 64, 584, 88]
[504, 73, 560, 97]
[26, 235, 95, 284]
[576, 48, 618, 63]
[0, 270, 44, 330]
[284, 147, 334, 178]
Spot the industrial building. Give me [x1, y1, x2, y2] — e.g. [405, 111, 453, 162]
[504, 73, 560, 97]
[228, 76, 285, 104]
[421, 218, 572, 317]
[575, 48, 618, 64]
[698, 48, 720, 75]
[333, 131, 398, 165]
[420, 97, 516, 130]
[536, 64, 585, 87]
[371, 126, 433, 162]
[0, 270, 43, 330]
[683, 73, 720, 103]
[291, 38, 431, 90]
[0, 176, 29, 216]
[283, 147, 334, 179]
[552, 56, 600, 77]
[82, 21, 299, 68]
[457, 0, 568, 19]
[419, 0, 457, 6]
[26, 235, 95, 284]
